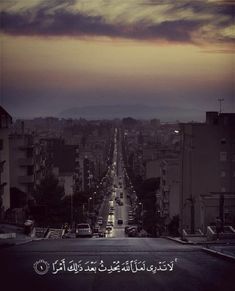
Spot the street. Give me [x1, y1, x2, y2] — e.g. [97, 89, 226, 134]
[98, 128, 134, 238]
[0, 238, 234, 291]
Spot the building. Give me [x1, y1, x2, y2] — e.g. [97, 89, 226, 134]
[0, 106, 12, 214]
[180, 112, 235, 234]
[158, 159, 180, 224]
[9, 133, 34, 200]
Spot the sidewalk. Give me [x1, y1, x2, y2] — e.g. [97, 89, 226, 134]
[165, 236, 235, 261]
[0, 236, 33, 248]
[0, 223, 33, 249]
[202, 245, 235, 261]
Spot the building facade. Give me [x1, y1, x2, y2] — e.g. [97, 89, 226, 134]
[0, 106, 12, 214]
[180, 112, 235, 234]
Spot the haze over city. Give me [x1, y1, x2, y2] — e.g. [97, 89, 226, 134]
[0, 0, 234, 120]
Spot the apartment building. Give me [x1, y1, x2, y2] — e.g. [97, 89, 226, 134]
[180, 112, 235, 234]
[0, 106, 12, 214]
[9, 133, 35, 200]
[158, 159, 180, 222]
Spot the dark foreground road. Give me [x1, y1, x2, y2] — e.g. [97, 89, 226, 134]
[0, 238, 234, 291]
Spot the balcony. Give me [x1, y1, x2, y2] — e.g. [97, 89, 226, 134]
[18, 158, 33, 167]
[18, 175, 34, 184]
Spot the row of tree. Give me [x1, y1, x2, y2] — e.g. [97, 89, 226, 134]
[9, 174, 100, 227]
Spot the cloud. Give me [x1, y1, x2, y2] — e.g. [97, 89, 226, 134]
[0, 0, 234, 45]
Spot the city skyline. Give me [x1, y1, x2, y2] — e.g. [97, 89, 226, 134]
[1, 0, 234, 120]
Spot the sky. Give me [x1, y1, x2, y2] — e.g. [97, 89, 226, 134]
[0, 0, 234, 120]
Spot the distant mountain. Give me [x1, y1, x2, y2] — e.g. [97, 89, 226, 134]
[58, 104, 204, 122]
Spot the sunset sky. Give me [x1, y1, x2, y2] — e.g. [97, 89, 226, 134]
[1, 0, 234, 120]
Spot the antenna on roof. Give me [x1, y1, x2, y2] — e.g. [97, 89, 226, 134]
[218, 98, 224, 114]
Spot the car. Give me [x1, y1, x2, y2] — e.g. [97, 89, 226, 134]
[125, 226, 130, 234]
[128, 218, 135, 225]
[117, 219, 123, 225]
[120, 192, 123, 198]
[97, 221, 103, 226]
[124, 226, 136, 234]
[125, 226, 136, 235]
[128, 227, 138, 237]
[93, 226, 104, 238]
[108, 220, 114, 226]
[106, 225, 112, 231]
[76, 223, 92, 238]
[97, 217, 103, 225]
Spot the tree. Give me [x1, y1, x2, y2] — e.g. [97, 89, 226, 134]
[32, 174, 65, 226]
[10, 187, 27, 208]
[137, 178, 160, 236]
[168, 215, 179, 236]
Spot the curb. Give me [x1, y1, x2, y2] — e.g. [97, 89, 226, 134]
[0, 238, 33, 249]
[164, 236, 195, 245]
[164, 236, 235, 246]
[15, 239, 33, 246]
[202, 247, 235, 262]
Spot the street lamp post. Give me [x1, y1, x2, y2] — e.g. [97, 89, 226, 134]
[88, 197, 92, 217]
[70, 192, 73, 228]
[139, 202, 143, 228]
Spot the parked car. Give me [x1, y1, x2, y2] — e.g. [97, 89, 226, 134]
[128, 227, 138, 237]
[128, 218, 135, 225]
[97, 217, 103, 225]
[125, 226, 130, 234]
[117, 219, 123, 225]
[106, 225, 112, 231]
[76, 223, 92, 238]
[108, 220, 114, 226]
[93, 226, 104, 238]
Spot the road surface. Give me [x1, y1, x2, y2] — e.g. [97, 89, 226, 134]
[0, 237, 234, 291]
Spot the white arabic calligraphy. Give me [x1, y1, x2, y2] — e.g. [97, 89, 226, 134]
[50, 258, 178, 275]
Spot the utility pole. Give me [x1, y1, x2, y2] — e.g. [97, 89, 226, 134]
[218, 98, 224, 114]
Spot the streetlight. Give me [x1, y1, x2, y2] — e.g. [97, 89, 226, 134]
[139, 202, 144, 228]
[88, 197, 92, 214]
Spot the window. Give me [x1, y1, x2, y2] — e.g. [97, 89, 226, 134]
[220, 152, 227, 161]
[0, 139, 3, 151]
[220, 138, 226, 145]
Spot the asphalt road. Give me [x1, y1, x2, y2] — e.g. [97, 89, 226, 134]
[0, 238, 234, 291]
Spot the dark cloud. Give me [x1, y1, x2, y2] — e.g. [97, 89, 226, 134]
[0, 8, 203, 43]
[0, 0, 234, 44]
[1, 10, 118, 37]
[144, 20, 203, 42]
